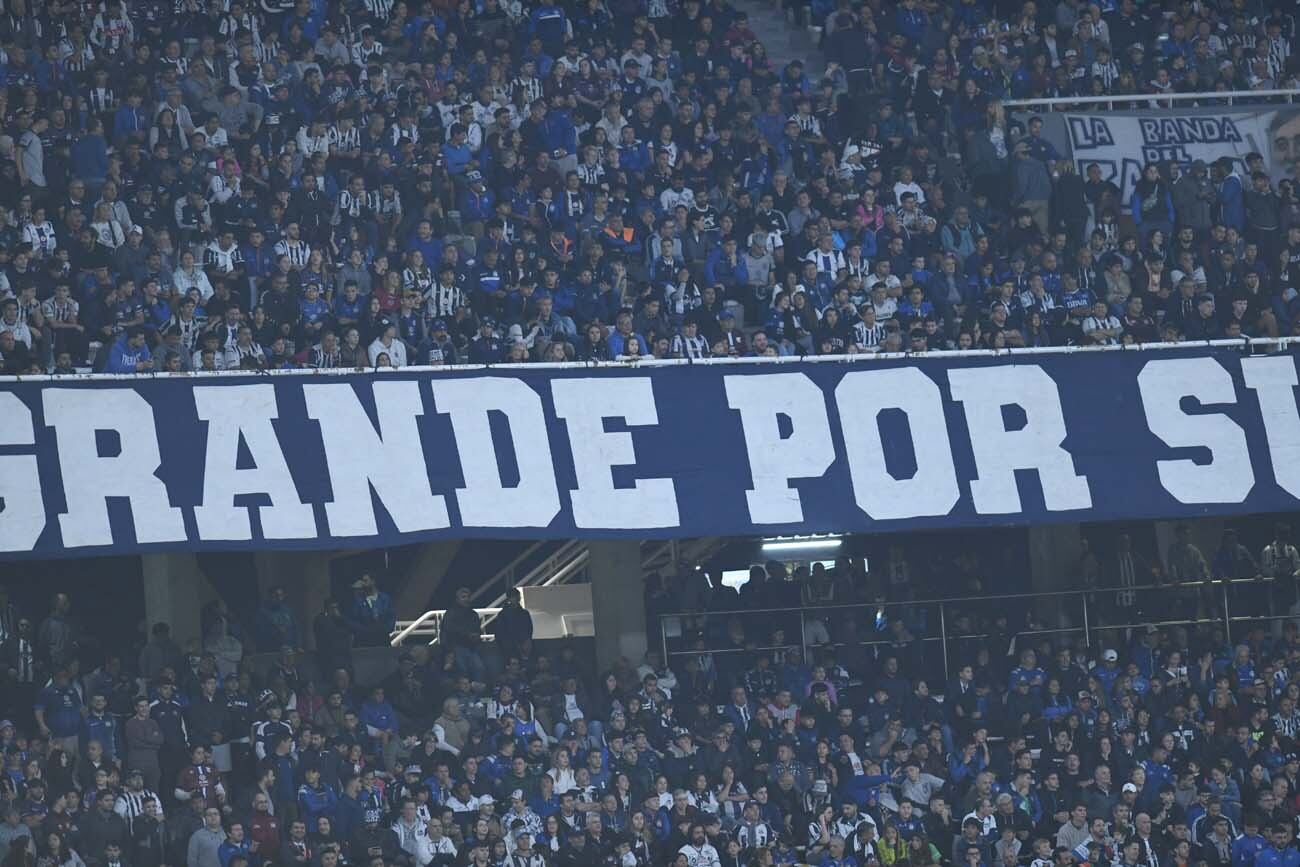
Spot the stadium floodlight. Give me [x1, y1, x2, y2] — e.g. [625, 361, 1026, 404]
[760, 535, 843, 554]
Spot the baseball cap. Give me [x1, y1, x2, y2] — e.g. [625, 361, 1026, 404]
[1122, 783, 1138, 794]
[1102, 649, 1118, 662]
[404, 765, 422, 775]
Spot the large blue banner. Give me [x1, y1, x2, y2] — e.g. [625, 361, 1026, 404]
[3, 346, 1300, 559]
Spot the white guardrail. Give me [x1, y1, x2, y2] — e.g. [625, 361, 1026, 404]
[4, 337, 1298, 383]
[390, 607, 502, 646]
[1003, 88, 1299, 111]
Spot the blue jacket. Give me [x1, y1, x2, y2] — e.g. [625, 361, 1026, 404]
[359, 699, 398, 733]
[460, 189, 496, 222]
[529, 4, 565, 45]
[1218, 174, 1246, 231]
[704, 249, 748, 289]
[105, 336, 151, 373]
[1255, 846, 1300, 867]
[113, 104, 147, 140]
[617, 141, 650, 176]
[218, 839, 258, 867]
[542, 109, 576, 156]
[606, 329, 646, 357]
[1234, 834, 1268, 867]
[894, 6, 927, 43]
[298, 782, 339, 825]
[82, 712, 119, 761]
[71, 134, 109, 183]
[443, 142, 471, 175]
[348, 591, 396, 635]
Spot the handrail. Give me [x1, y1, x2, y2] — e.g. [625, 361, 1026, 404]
[658, 575, 1275, 621]
[390, 607, 502, 646]
[660, 576, 1284, 677]
[394, 537, 726, 647]
[4, 337, 1296, 382]
[1003, 88, 1299, 110]
[389, 609, 443, 646]
[470, 539, 591, 634]
[474, 541, 550, 605]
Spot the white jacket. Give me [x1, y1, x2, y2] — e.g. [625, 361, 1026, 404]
[392, 819, 434, 867]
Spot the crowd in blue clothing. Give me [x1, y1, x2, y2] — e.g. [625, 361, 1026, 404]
[6, 522, 1300, 867]
[0, 0, 1297, 373]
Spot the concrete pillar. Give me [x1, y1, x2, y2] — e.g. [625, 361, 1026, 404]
[394, 541, 463, 614]
[253, 551, 332, 650]
[141, 552, 208, 647]
[1027, 524, 1082, 629]
[587, 540, 646, 669]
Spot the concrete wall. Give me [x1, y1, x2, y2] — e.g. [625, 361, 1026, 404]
[141, 552, 215, 647]
[587, 540, 646, 668]
[520, 583, 594, 638]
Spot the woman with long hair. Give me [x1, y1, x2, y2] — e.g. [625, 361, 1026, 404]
[908, 834, 942, 867]
[876, 823, 908, 867]
[148, 108, 185, 155]
[35, 832, 84, 867]
[548, 747, 576, 792]
[1130, 164, 1175, 244]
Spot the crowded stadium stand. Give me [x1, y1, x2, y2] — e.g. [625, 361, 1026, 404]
[6, 3, 1300, 867]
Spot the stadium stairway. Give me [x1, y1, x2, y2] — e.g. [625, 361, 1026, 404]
[736, 0, 826, 79]
[390, 536, 726, 646]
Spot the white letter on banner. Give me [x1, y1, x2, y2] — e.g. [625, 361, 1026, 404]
[1138, 357, 1254, 504]
[0, 394, 45, 552]
[725, 373, 834, 524]
[42, 388, 186, 547]
[1243, 356, 1300, 499]
[834, 369, 960, 520]
[429, 378, 561, 527]
[193, 385, 316, 540]
[304, 381, 449, 536]
[551, 378, 680, 529]
[949, 366, 1092, 514]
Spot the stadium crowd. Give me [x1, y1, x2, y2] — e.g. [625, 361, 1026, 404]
[0, 0, 1297, 373]
[3, 526, 1300, 867]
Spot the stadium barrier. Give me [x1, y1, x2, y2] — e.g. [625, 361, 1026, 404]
[658, 576, 1289, 686]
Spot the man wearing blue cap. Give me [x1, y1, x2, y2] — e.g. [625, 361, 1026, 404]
[416, 319, 458, 366]
[468, 317, 504, 364]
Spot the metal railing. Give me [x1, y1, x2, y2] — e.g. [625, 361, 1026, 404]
[1003, 88, 1299, 111]
[391, 607, 503, 645]
[392, 537, 728, 646]
[659, 575, 1292, 685]
[8, 337, 1300, 383]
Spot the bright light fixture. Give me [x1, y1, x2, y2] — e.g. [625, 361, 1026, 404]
[760, 536, 843, 554]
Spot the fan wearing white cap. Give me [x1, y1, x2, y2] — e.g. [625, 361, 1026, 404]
[1094, 649, 1122, 698]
